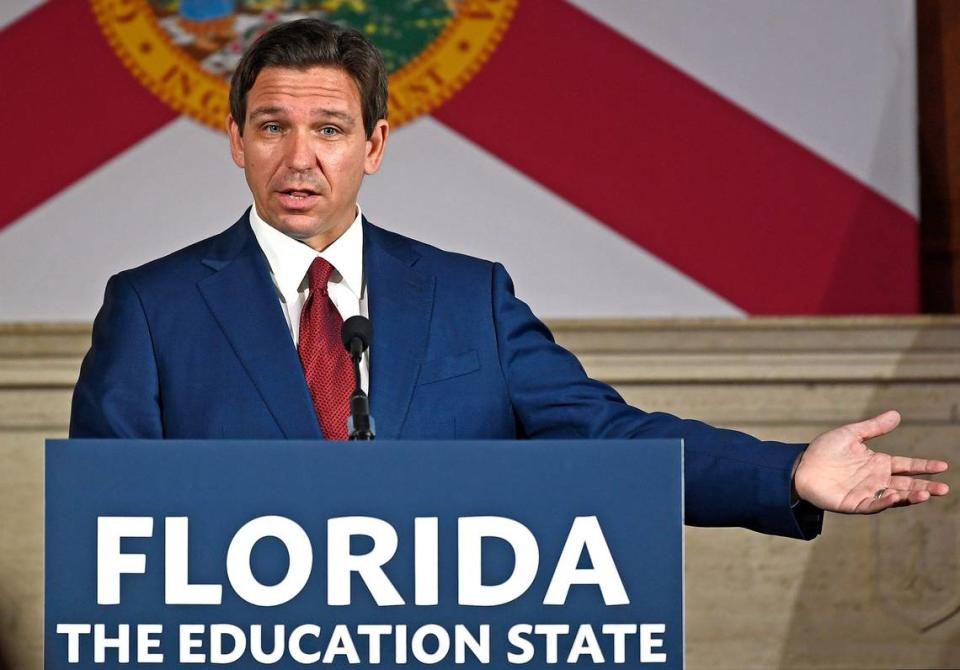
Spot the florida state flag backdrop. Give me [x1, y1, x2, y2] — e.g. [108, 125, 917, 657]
[0, 0, 918, 321]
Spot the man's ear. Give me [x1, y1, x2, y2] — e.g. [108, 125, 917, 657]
[227, 115, 245, 168]
[364, 119, 389, 175]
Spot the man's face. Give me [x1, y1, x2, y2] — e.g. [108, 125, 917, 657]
[228, 66, 388, 250]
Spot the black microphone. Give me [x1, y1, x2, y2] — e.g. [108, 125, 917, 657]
[341, 315, 374, 440]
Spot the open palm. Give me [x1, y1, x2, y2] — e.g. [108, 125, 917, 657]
[793, 410, 950, 514]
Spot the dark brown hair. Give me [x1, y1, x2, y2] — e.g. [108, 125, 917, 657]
[229, 18, 388, 138]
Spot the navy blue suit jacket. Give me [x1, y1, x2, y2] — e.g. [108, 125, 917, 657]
[70, 212, 821, 539]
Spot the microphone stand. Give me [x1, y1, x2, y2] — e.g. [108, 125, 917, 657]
[347, 338, 375, 441]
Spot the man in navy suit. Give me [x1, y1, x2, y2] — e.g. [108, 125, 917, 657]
[70, 19, 949, 539]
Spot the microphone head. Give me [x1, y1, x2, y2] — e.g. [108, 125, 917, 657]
[341, 315, 372, 353]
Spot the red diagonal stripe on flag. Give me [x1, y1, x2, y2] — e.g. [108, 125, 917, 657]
[0, 0, 175, 231]
[432, 0, 918, 314]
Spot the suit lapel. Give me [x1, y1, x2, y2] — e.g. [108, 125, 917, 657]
[365, 220, 435, 439]
[198, 214, 323, 440]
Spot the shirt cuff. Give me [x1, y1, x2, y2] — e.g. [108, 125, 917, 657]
[790, 449, 824, 539]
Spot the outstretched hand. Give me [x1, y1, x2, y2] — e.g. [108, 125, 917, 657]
[793, 410, 950, 514]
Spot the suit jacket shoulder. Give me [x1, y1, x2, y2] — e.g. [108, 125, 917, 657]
[116, 214, 252, 300]
[363, 219, 496, 286]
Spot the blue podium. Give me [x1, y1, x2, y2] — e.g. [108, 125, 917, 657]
[46, 439, 683, 668]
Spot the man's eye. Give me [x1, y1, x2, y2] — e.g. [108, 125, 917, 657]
[320, 127, 340, 137]
[263, 123, 282, 134]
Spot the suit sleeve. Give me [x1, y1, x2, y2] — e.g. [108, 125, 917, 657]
[70, 273, 164, 438]
[489, 262, 822, 539]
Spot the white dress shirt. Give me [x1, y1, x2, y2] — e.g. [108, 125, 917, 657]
[249, 204, 369, 393]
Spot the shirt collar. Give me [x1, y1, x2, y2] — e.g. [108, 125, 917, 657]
[248, 204, 364, 302]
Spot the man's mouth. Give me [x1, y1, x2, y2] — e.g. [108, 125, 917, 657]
[280, 188, 319, 199]
[276, 188, 322, 209]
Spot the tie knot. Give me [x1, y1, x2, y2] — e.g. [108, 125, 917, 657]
[306, 257, 335, 293]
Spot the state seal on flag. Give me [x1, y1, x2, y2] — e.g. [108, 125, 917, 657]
[90, 0, 516, 130]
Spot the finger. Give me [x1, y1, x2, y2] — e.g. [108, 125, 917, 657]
[858, 489, 914, 513]
[861, 488, 939, 513]
[857, 490, 902, 513]
[888, 475, 951, 495]
[858, 489, 902, 512]
[905, 490, 932, 504]
[890, 455, 949, 475]
[851, 410, 901, 441]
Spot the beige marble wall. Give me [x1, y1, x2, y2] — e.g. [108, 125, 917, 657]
[2, 318, 958, 669]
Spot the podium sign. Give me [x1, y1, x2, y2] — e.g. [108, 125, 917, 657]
[46, 439, 683, 668]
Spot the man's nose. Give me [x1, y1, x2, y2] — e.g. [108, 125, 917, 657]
[284, 128, 316, 171]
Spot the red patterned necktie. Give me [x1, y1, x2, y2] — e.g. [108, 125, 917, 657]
[298, 257, 353, 440]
